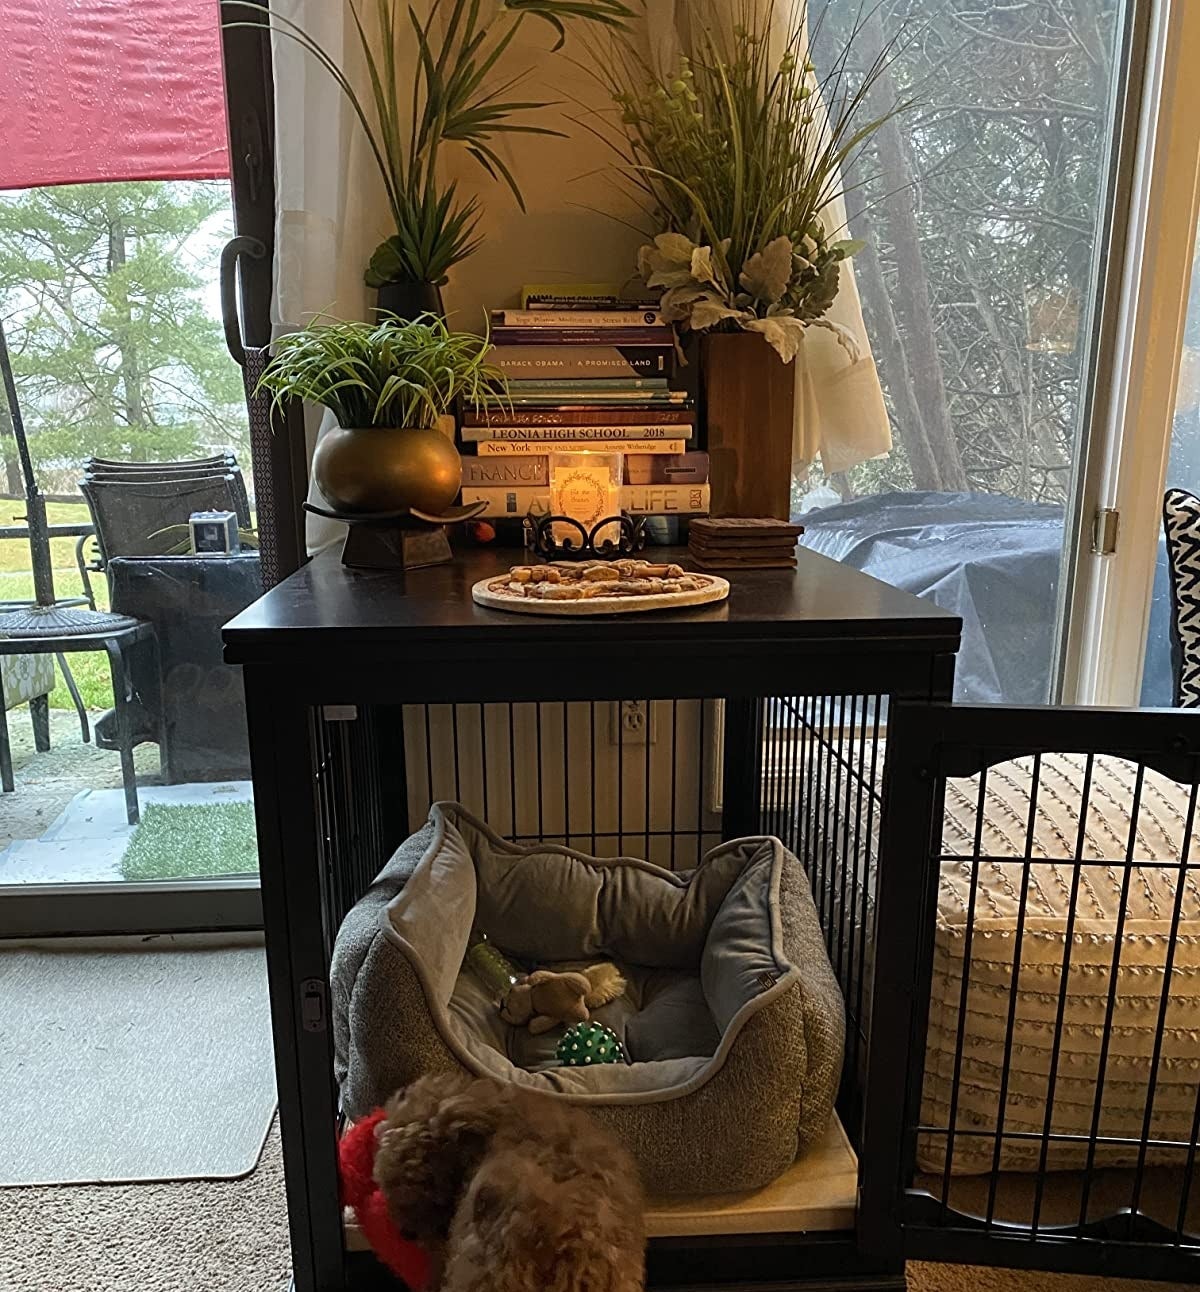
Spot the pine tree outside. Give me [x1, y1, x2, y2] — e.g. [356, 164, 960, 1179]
[0, 179, 260, 887]
[0, 180, 243, 496]
[800, 1, 1150, 706]
[0, 179, 243, 713]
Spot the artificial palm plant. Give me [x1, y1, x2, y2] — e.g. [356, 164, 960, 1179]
[227, 0, 632, 299]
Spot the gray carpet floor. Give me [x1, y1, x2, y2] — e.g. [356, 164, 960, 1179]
[0, 1121, 290, 1292]
[0, 944, 276, 1185]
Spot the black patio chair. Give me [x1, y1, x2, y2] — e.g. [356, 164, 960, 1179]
[75, 456, 251, 600]
[80, 471, 248, 562]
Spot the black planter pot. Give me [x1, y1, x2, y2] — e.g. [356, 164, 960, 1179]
[376, 281, 444, 321]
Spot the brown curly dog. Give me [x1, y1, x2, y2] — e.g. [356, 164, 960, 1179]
[373, 1073, 645, 1292]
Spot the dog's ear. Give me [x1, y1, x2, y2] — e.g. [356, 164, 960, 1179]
[374, 1080, 505, 1242]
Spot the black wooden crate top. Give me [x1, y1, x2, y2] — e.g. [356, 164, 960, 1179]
[222, 545, 961, 669]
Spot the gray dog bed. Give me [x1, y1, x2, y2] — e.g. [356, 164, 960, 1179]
[331, 803, 845, 1194]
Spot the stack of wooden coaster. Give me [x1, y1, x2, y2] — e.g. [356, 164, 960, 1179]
[687, 517, 804, 570]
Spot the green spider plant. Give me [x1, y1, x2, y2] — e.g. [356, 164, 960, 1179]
[254, 314, 503, 429]
[225, 0, 633, 289]
[584, 0, 907, 360]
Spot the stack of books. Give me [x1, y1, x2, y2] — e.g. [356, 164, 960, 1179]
[459, 286, 710, 529]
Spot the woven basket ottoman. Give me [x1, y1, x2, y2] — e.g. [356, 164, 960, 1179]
[812, 750, 1200, 1174]
[331, 803, 845, 1195]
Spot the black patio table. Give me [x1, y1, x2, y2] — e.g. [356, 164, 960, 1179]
[0, 616, 162, 821]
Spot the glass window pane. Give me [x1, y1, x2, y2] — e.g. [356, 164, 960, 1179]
[0, 180, 259, 888]
[806, 0, 1129, 704]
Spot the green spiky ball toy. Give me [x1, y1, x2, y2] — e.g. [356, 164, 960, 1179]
[556, 1021, 626, 1067]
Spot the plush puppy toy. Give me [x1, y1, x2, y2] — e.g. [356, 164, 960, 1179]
[500, 963, 626, 1035]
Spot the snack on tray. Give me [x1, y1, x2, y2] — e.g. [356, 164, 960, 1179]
[492, 560, 702, 601]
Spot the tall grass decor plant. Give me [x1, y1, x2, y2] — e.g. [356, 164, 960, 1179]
[592, 0, 905, 362]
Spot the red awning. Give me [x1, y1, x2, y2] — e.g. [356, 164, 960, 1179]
[0, 0, 230, 191]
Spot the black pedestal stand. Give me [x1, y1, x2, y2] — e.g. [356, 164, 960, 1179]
[303, 501, 488, 571]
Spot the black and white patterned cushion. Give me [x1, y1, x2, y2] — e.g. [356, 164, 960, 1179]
[1162, 487, 1200, 706]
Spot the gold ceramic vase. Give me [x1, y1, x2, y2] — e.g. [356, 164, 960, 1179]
[312, 424, 462, 515]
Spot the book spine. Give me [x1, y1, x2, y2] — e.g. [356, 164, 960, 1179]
[624, 451, 710, 485]
[465, 449, 707, 478]
[492, 309, 664, 328]
[519, 283, 622, 308]
[462, 424, 691, 443]
[483, 378, 670, 393]
[524, 298, 660, 310]
[487, 345, 675, 379]
[622, 483, 711, 515]
[462, 457, 549, 487]
[461, 483, 711, 517]
[474, 438, 689, 456]
[497, 396, 688, 408]
[491, 327, 669, 346]
[464, 406, 693, 427]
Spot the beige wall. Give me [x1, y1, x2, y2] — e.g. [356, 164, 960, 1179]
[403, 701, 720, 870]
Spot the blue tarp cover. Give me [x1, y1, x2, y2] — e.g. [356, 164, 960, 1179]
[799, 491, 1172, 705]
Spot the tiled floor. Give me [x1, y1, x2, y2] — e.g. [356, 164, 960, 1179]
[1, 708, 251, 884]
[0, 779, 253, 883]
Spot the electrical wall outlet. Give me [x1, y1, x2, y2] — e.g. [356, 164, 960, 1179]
[611, 700, 656, 745]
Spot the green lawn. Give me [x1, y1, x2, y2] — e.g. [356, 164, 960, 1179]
[1, 499, 114, 710]
[119, 801, 260, 880]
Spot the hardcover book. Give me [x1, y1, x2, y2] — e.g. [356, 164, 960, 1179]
[486, 344, 675, 380]
[461, 424, 691, 443]
[473, 438, 689, 457]
[518, 283, 658, 310]
[481, 377, 670, 394]
[461, 456, 549, 487]
[491, 308, 663, 328]
[460, 483, 711, 517]
[490, 326, 669, 346]
[463, 405, 693, 427]
[624, 451, 710, 485]
[462, 449, 708, 480]
[519, 282, 622, 307]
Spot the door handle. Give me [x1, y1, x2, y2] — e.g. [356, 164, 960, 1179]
[220, 235, 267, 368]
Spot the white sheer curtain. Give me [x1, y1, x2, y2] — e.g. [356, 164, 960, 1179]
[269, 0, 890, 551]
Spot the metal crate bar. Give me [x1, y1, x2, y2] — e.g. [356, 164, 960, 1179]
[886, 703, 1200, 1277]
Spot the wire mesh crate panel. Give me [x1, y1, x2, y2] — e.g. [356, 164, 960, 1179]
[916, 746, 1200, 1248]
[402, 700, 722, 869]
[759, 693, 887, 1135]
[311, 706, 390, 944]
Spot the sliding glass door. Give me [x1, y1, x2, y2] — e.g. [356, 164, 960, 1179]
[804, 0, 1145, 705]
[0, 4, 272, 935]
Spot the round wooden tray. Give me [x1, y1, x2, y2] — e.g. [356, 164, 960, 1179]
[471, 571, 730, 616]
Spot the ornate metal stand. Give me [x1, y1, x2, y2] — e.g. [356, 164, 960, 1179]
[526, 512, 646, 561]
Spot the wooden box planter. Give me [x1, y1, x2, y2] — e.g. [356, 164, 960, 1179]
[702, 332, 795, 520]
